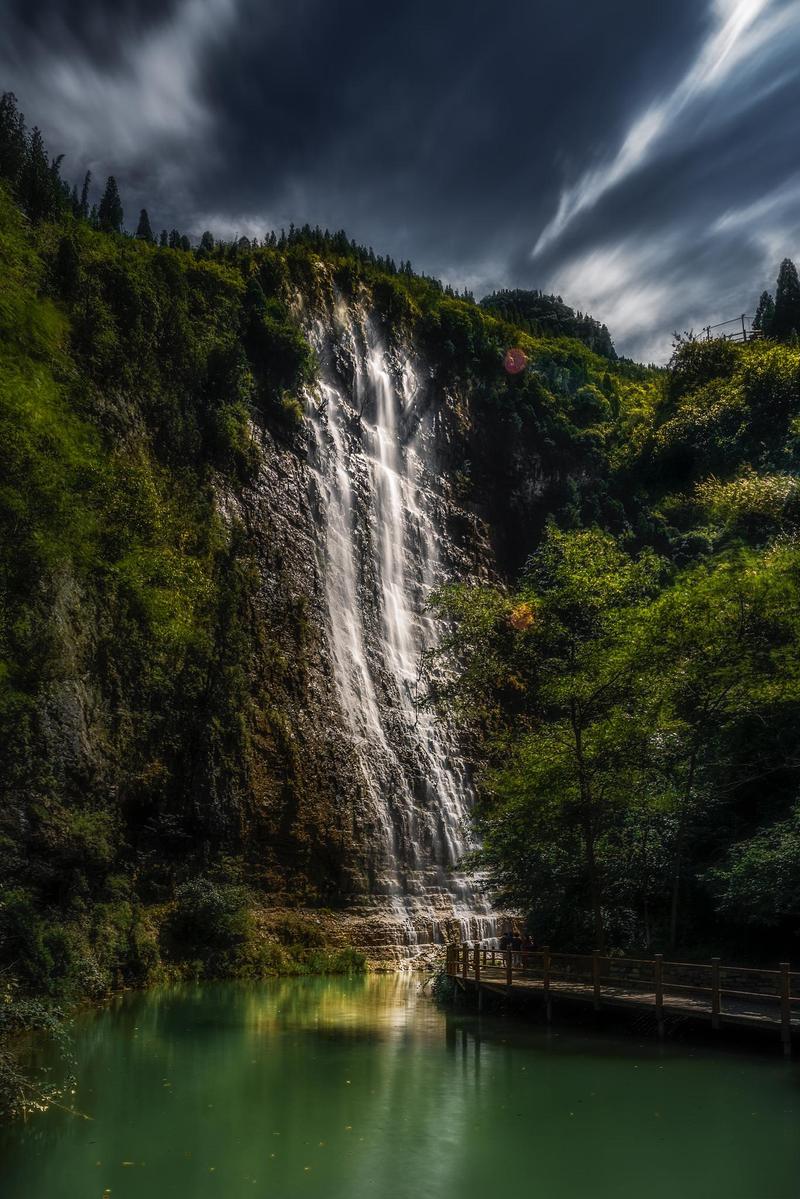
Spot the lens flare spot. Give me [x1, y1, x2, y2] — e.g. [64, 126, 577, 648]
[504, 347, 527, 374]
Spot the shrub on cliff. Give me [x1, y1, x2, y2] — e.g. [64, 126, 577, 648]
[164, 878, 252, 975]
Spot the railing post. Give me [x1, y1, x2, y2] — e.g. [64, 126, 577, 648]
[543, 945, 551, 1022]
[741, 313, 747, 342]
[711, 957, 721, 1030]
[780, 962, 792, 1057]
[654, 954, 664, 1037]
[505, 948, 513, 993]
[474, 944, 482, 1010]
[592, 950, 601, 1012]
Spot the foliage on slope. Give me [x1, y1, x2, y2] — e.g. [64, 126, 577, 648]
[0, 94, 639, 1012]
[432, 335, 800, 958]
[480, 288, 617, 359]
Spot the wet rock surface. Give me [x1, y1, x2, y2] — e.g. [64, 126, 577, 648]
[227, 291, 500, 950]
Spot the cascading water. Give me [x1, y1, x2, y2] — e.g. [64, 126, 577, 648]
[306, 298, 495, 955]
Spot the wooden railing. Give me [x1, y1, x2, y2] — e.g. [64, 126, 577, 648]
[446, 944, 798, 1054]
[702, 314, 763, 343]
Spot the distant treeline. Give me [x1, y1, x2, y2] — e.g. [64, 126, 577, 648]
[480, 288, 616, 359]
[0, 91, 476, 297]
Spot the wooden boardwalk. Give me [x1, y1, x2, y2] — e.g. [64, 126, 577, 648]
[446, 945, 799, 1055]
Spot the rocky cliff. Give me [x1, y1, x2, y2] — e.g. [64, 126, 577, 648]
[1, 198, 631, 981]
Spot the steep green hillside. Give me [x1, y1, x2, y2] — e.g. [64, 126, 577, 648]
[480, 288, 617, 360]
[2, 87, 798, 1050]
[0, 93, 657, 1037]
[433, 334, 800, 958]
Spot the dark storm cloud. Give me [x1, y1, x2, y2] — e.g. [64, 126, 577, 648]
[2, 0, 798, 359]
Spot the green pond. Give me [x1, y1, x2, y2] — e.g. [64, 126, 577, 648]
[1, 975, 798, 1198]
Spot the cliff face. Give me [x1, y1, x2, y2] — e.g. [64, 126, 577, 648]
[1, 200, 627, 981]
[222, 287, 498, 956]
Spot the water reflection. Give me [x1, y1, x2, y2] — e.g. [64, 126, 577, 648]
[1, 976, 798, 1199]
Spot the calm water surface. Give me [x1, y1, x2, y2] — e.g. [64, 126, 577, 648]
[1, 975, 798, 1199]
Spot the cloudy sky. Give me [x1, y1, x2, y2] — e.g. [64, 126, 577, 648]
[2, 0, 798, 359]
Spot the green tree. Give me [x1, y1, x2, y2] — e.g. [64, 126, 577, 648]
[752, 289, 775, 336]
[53, 234, 80, 299]
[0, 92, 27, 189]
[640, 548, 800, 945]
[79, 169, 91, 220]
[19, 127, 54, 222]
[433, 527, 662, 947]
[135, 208, 154, 242]
[709, 802, 800, 926]
[98, 175, 123, 234]
[773, 258, 800, 341]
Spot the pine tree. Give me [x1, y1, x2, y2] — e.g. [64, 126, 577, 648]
[135, 207, 154, 242]
[0, 91, 27, 189]
[98, 175, 123, 234]
[20, 127, 53, 221]
[752, 290, 775, 336]
[79, 170, 91, 220]
[159, 229, 168, 247]
[180, 234, 191, 252]
[54, 235, 80, 299]
[773, 258, 800, 341]
[168, 228, 182, 249]
[199, 230, 214, 254]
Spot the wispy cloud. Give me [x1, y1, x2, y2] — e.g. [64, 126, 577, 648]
[541, 238, 694, 363]
[2, 1, 798, 360]
[532, 0, 786, 256]
[2, 0, 240, 192]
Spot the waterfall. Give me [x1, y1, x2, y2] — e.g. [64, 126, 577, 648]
[306, 299, 495, 954]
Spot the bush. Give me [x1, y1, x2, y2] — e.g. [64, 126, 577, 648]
[269, 914, 327, 948]
[163, 878, 252, 975]
[0, 890, 75, 994]
[0, 991, 73, 1121]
